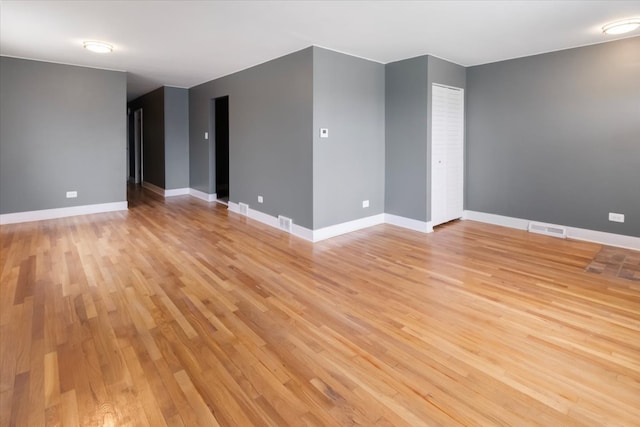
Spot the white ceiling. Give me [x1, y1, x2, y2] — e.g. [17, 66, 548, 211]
[2, 1, 639, 100]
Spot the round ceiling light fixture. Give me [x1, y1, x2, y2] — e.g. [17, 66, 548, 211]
[83, 40, 113, 53]
[602, 18, 640, 35]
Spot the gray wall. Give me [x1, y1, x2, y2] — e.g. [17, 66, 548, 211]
[128, 87, 165, 188]
[385, 56, 429, 221]
[426, 56, 467, 221]
[190, 46, 384, 230]
[189, 48, 314, 228]
[164, 87, 190, 189]
[0, 57, 126, 214]
[467, 37, 640, 237]
[189, 91, 210, 194]
[312, 47, 386, 229]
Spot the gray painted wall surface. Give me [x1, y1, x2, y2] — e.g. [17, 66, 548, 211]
[189, 48, 314, 228]
[384, 56, 429, 221]
[164, 87, 190, 189]
[312, 47, 385, 229]
[426, 56, 467, 221]
[0, 57, 126, 214]
[188, 89, 210, 194]
[467, 37, 640, 237]
[128, 87, 165, 188]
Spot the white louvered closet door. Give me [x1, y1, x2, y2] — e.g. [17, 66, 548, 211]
[431, 84, 464, 227]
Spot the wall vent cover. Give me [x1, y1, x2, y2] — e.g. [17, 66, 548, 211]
[238, 202, 249, 216]
[528, 222, 567, 239]
[278, 215, 293, 233]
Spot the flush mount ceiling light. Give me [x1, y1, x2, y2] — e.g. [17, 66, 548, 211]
[83, 40, 113, 53]
[602, 18, 640, 35]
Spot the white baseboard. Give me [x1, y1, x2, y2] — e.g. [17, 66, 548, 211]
[228, 201, 314, 241]
[462, 210, 529, 230]
[164, 188, 190, 197]
[142, 182, 189, 198]
[189, 188, 217, 202]
[463, 210, 640, 250]
[241, 203, 279, 229]
[313, 214, 385, 242]
[0, 201, 128, 225]
[292, 224, 314, 241]
[228, 202, 390, 242]
[566, 227, 640, 251]
[384, 214, 433, 233]
[229, 202, 639, 248]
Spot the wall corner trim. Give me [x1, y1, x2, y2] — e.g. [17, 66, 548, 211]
[189, 189, 217, 202]
[0, 201, 128, 225]
[384, 214, 433, 233]
[462, 210, 640, 250]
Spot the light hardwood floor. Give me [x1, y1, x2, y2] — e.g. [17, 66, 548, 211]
[1, 187, 639, 426]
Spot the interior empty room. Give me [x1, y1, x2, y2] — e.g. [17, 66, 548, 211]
[1, 1, 639, 426]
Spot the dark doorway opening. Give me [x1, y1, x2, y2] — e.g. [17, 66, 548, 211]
[215, 96, 229, 201]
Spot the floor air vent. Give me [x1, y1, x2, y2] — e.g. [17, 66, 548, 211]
[278, 215, 293, 233]
[528, 222, 567, 239]
[238, 202, 249, 216]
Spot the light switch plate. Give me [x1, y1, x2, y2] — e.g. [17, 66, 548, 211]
[320, 128, 329, 138]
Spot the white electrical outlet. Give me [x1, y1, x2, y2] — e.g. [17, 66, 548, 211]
[66, 191, 77, 198]
[258, 195, 263, 203]
[204, 132, 208, 140]
[608, 212, 625, 223]
[320, 128, 329, 138]
[362, 200, 369, 208]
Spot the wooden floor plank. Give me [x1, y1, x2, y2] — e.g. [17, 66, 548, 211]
[1, 185, 639, 426]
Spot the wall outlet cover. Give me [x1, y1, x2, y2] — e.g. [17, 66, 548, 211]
[609, 212, 625, 223]
[66, 191, 77, 198]
[320, 128, 329, 138]
[362, 200, 369, 208]
[258, 196, 263, 203]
